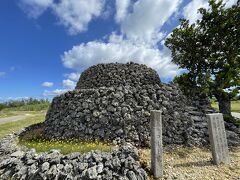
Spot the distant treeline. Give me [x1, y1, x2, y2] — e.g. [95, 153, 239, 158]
[0, 98, 50, 111]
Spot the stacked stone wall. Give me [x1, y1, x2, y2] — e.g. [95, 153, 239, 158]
[44, 63, 240, 147]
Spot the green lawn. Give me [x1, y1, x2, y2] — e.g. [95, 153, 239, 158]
[0, 113, 45, 139]
[211, 101, 240, 113]
[20, 139, 113, 154]
[18, 122, 113, 154]
[0, 103, 49, 118]
[0, 110, 45, 118]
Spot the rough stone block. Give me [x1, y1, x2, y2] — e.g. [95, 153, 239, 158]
[206, 113, 230, 165]
[150, 110, 163, 178]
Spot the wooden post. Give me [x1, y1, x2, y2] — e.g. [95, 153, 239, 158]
[150, 110, 163, 178]
[206, 113, 230, 165]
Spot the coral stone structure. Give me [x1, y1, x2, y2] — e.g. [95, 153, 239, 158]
[44, 62, 240, 147]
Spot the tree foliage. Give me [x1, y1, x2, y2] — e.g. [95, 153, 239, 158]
[166, 0, 240, 115]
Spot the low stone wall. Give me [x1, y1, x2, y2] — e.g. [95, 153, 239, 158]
[0, 135, 147, 180]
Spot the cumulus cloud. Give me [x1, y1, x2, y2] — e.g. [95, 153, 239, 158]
[115, 0, 131, 23]
[42, 81, 54, 87]
[224, 0, 238, 8]
[183, 0, 238, 24]
[19, 0, 105, 35]
[118, 0, 182, 45]
[62, 79, 76, 89]
[62, 35, 180, 78]
[19, 0, 53, 18]
[0, 72, 6, 78]
[52, 0, 105, 35]
[65, 72, 81, 81]
[61, 0, 183, 78]
[43, 89, 69, 97]
[183, 0, 209, 24]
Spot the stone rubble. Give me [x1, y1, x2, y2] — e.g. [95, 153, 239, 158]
[0, 135, 147, 180]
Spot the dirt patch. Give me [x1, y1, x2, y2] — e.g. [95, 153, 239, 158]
[139, 145, 240, 180]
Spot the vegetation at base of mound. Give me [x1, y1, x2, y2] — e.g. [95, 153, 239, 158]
[19, 127, 113, 154]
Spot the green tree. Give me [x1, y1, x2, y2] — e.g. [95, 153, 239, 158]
[166, 0, 240, 116]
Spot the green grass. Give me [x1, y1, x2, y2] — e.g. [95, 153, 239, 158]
[0, 113, 45, 139]
[19, 126, 113, 154]
[0, 110, 45, 118]
[0, 102, 49, 118]
[0, 102, 49, 114]
[20, 139, 113, 154]
[211, 100, 240, 113]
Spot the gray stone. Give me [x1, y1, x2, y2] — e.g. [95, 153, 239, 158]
[86, 166, 98, 179]
[41, 162, 50, 172]
[10, 151, 24, 158]
[127, 171, 137, 180]
[207, 113, 230, 165]
[97, 163, 104, 173]
[150, 110, 163, 178]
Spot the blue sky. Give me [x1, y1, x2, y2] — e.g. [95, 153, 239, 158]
[0, 0, 237, 101]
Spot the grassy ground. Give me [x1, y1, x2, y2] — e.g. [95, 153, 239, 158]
[0, 113, 45, 139]
[0, 103, 49, 118]
[0, 110, 45, 118]
[211, 100, 240, 113]
[20, 139, 113, 154]
[140, 146, 240, 180]
[6, 103, 49, 111]
[19, 126, 113, 154]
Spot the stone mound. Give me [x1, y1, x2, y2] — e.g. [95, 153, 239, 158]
[76, 62, 161, 89]
[44, 63, 240, 147]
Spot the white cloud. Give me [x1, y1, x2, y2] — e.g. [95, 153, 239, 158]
[118, 0, 182, 45]
[62, 79, 76, 89]
[43, 89, 69, 96]
[115, 0, 131, 23]
[42, 82, 54, 87]
[19, 0, 105, 35]
[62, 35, 180, 78]
[183, 0, 209, 24]
[0, 72, 6, 78]
[183, 0, 237, 24]
[52, 0, 105, 35]
[65, 72, 81, 81]
[42, 80, 75, 97]
[19, 0, 53, 18]
[224, 0, 238, 8]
